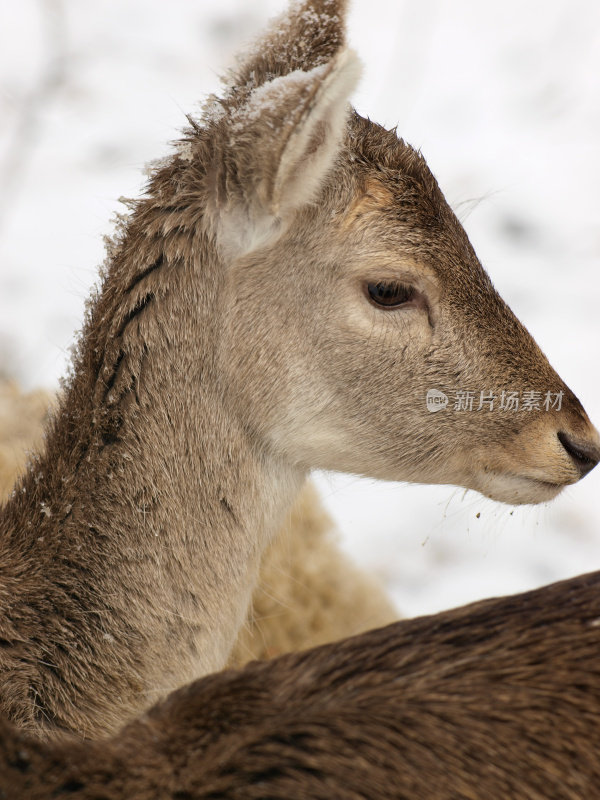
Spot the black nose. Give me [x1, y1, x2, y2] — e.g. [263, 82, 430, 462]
[558, 431, 600, 478]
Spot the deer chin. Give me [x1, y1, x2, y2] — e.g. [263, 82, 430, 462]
[473, 472, 566, 506]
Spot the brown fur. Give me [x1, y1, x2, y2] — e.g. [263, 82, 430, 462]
[0, 380, 397, 669]
[0, 382, 54, 500]
[4, 570, 600, 798]
[0, 0, 597, 741]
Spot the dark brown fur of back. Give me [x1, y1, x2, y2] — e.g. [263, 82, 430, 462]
[3, 570, 600, 798]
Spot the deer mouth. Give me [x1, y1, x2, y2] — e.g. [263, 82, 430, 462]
[517, 475, 564, 494]
[476, 471, 565, 506]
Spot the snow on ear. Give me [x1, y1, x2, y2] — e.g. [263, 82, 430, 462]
[210, 48, 362, 260]
[230, 0, 350, 100]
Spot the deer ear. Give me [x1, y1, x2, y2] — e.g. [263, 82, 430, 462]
[208, 48, 361, 259]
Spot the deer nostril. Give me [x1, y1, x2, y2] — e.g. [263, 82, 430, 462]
[557, 431, 600, 478]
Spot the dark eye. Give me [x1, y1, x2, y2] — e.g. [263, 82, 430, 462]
[366, 281, 416, 308]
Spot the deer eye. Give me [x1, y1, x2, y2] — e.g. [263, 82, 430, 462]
[366, 281, 416, 308]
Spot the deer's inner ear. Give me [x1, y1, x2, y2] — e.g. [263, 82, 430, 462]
[210, 50, 362, 261]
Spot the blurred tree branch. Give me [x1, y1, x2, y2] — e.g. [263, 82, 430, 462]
[0, 0, 67, 232]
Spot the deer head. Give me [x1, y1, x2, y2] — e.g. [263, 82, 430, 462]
[186, 0, 599, 505]
[0, 0, 597, 742]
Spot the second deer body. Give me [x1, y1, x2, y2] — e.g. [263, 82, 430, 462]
[4, 569, 600, 798]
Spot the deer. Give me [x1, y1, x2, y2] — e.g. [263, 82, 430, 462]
[0, 380, 398, 669]
[0, 0, 598, 742]
[3, 569, 600, 799]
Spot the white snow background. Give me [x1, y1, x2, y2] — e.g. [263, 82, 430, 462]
[1, 0, 599, 617]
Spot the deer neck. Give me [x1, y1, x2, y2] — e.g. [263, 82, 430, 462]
[0, 176, 304, 736]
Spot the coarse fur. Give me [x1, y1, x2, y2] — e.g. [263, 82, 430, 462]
[0, 0, 598, 740]
[4, 570, 600, 799]
[0, 381, 397, 668]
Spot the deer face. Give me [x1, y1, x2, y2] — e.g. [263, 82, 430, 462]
[205, 6, 599, 505]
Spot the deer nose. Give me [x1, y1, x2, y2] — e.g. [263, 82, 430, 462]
[557, 431, 600, 477]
